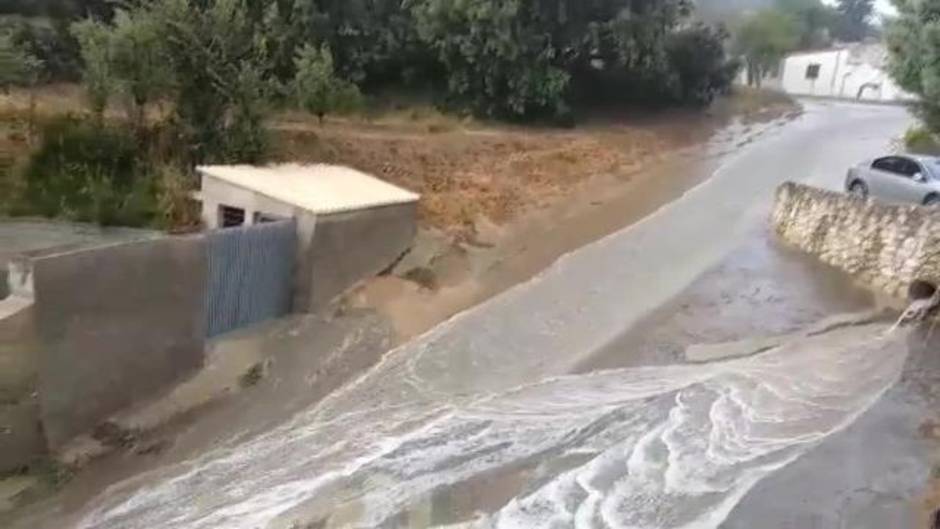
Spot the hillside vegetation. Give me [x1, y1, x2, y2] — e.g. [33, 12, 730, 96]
[1, 0, 748, 230]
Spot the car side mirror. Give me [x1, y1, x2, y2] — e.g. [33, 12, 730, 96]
[914, 172, 927, 183]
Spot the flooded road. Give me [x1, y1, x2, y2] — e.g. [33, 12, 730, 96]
[29, 101, 920, 528]
[80, 318, 910, 529]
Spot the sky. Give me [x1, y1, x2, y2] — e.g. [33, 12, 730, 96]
[874, 0, 897, 16]
[822, 0, 897, 17]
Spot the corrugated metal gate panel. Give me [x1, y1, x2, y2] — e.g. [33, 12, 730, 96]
[205, 220, 296, 338]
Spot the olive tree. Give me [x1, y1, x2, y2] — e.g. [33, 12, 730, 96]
[108, 9, 173, 133]
[410, 0, 570, 119]
[71, 18, 112, 120]
[292, 44, 362, 124]
[734, 9, 800, 87]
[72, 10, 173, 132]
[153, 0, 276, 162]
[0, 33, 42, 140]
[73, 0, 277, 163]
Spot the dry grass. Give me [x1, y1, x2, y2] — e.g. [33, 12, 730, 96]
[272, 119, 670, 238]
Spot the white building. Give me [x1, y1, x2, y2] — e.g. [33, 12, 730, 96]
[195, 164, 420, 311]
[196, 164, 419, 230]
[743, 43, 915, 103]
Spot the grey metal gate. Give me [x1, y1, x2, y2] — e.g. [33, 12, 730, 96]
[205, 219, 296, 338]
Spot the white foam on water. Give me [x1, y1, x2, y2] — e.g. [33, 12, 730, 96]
[76, 320, 908, 529]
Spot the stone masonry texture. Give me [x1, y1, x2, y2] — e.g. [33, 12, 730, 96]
[773, 182, 940, 299]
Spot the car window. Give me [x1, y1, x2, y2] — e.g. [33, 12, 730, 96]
[928, 160, 940, 179]
[896, 157, 922, 178]
[871, 157, 899, 173]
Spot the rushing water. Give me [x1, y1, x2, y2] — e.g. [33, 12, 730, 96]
[77, 315, 910, 529]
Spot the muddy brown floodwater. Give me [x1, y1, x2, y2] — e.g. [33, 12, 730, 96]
[350, 116, 793, 340]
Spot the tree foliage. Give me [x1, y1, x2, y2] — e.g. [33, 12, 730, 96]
[666, 24, 740, 104]
[775, 0, 837, 48]
[106, 9, 173, 131]
[408, 0, 735, 118]
[886, 0, 940, 131]
[835, 0, 875, 41]
[293, 0, 427, 87]
[71, 10, 173, 128]
[9, 0, 749, 228]
[734, 8, 800, 86]
[149, 0, 276, 163]
[71, 18, 112, 118]
[0, 0, 118, 82]
[0, 32, 41, 91]
[14, 0, 741, 124]
[72, 0, 276, 163]
[21, 117, 157, 226]
[410, 0, 571, 119]
[2, 16, 80, 80]
[293, 44, 362, 123]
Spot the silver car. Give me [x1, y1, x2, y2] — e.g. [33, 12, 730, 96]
[845, 154, 940, 205]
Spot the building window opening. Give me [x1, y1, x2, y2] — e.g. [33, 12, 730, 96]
[253, 212, 284, 224]
[219, 205, 245, 228]
[805, 63, 821, 80]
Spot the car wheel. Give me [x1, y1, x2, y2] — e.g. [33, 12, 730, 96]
[925, 194, 940, 206]
[849, 181, 868, 199]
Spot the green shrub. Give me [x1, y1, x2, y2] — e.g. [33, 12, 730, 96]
[20, 117, 158, 226]
[154, 164, 201, 233]
[903, 126, 940, 156]
[666, 24, 741, 105]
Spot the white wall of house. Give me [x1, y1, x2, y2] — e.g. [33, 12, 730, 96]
[780, 50, 842, 97]
[199, 174, 298, 230]
[778, 46, 913, 102]
[737, 44, 915, 103]
[197, 172, 319, 250]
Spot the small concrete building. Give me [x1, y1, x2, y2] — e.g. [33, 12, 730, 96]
[739, 42, 916, 103]
[196, 164, 420, 312]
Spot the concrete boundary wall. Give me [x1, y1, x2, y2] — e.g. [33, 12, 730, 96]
[0, 295, 42, 473]
[772, 182, 940, 298]
[0, 200, 415, 467]
[32, 236, 207, 448]
[307, 202, 417, 311]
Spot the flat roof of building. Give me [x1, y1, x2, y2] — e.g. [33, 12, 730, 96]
[197, 164, 420, 215]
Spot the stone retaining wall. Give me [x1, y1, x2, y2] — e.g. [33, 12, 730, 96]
[772, 182, 940, 298]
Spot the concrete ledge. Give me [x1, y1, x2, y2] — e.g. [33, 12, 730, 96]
[772, 182, 940, 299]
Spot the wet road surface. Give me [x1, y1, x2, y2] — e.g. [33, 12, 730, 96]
[16, 101, 923, 528]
